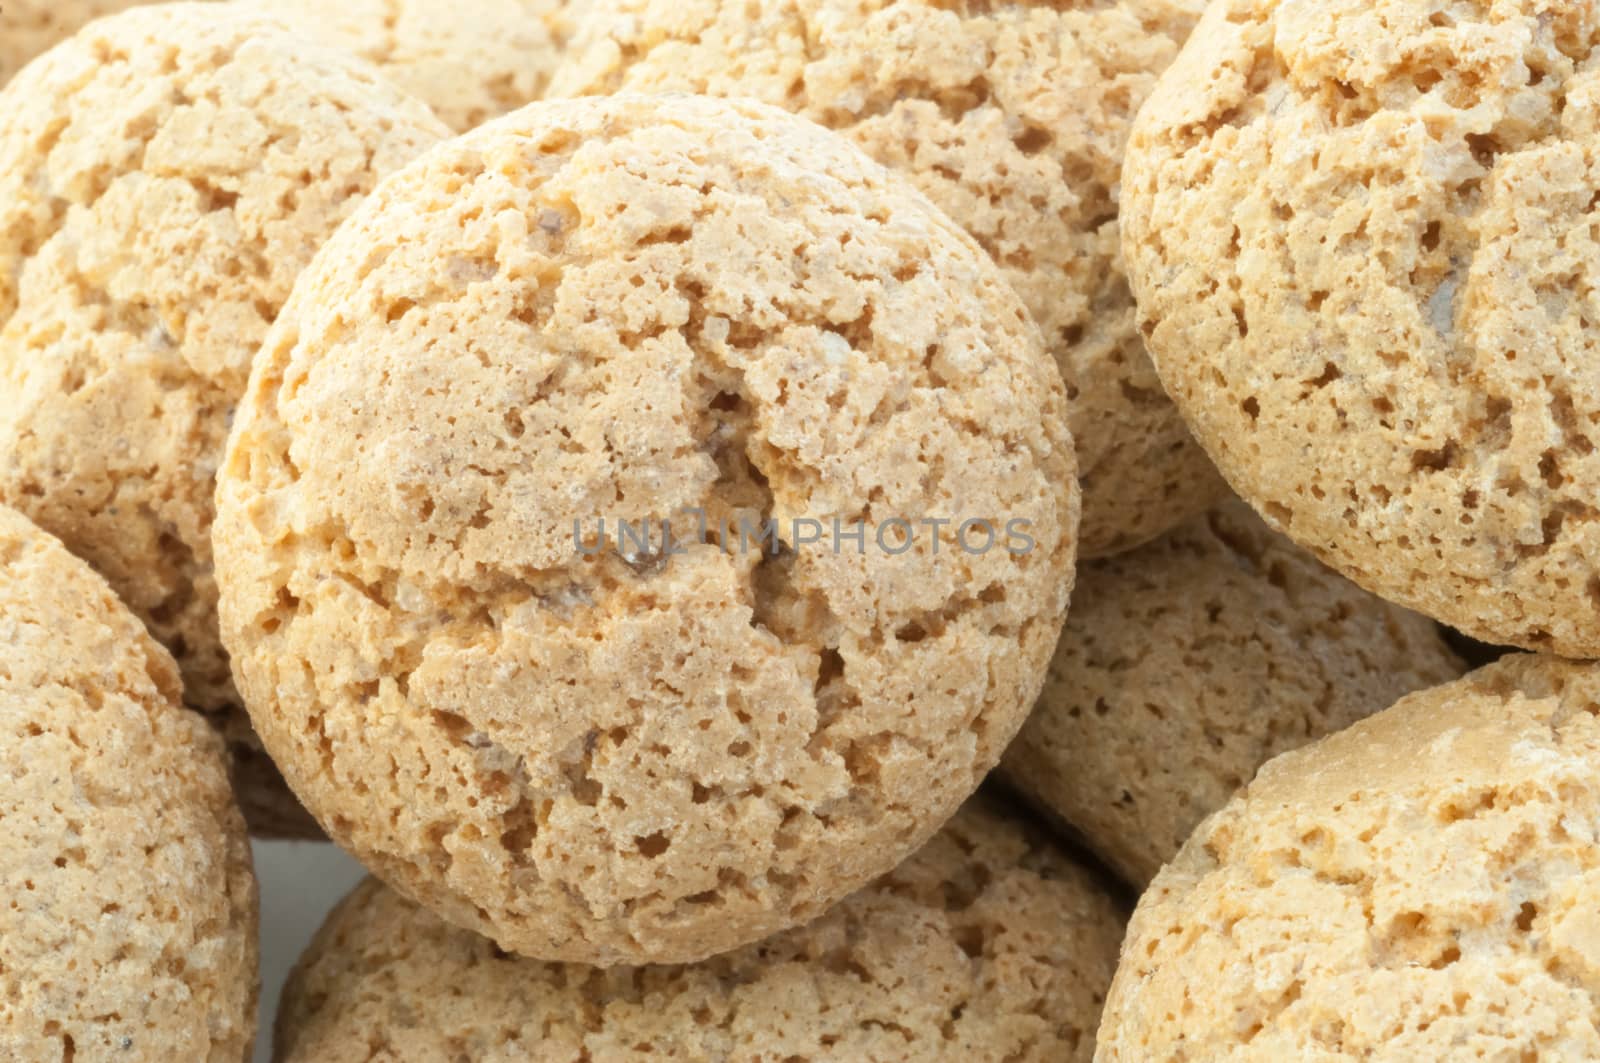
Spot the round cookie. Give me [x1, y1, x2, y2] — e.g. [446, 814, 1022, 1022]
[1122, 0, 1600, 654]
[553, 0, 1224, 558]
[0, 3, 450, 834]
[214, 93, 1078, 964]
[237, 0, 578, 133]
[1098, 654, 1600, 1060]
[0, 504, 257, 1062]
[276, 798, 1123, 1063]
[0, 0, 163, 86]
[999, 498, 1464, 887]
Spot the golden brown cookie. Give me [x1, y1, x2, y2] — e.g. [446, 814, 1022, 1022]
[1122, 0, 1600, 654]
[0, 0, 162, 85]
[0, 504, 258, 1062]
[1098, 654, 1600, 1060]
[214, 93, 1078, 964]
[0, 3, 449, 834]
[276, 798, 1123, 1063]
[553, 0, 1223, 558]
[237, 0, 578, 132]
[999, 498, 1464, 887]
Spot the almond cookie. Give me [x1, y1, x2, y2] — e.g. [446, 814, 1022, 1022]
[0, 504, 258, 1062]
[1123, 0, 1600, 654]
[553, 0, 1223, 558]
[1098, 655, 1600, 1061]
[276, 798, 1122, 1063]
[0, 3, 450, 834]
[214, 93, 1078, 964]
[236, 0, 578, 133]
[999, 498, 1464, 887]
[0, 0, 160, 86]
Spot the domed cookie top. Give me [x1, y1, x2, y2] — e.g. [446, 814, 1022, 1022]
[553, 0, 1221, 558]
[214, 93, 1078, 965]
[1098, 654, 1600, 1060]
[0, 3, 449, 831]
[240, 0, 578, 132]
[276, 798, 1123, 1063]
[1001, 498, 1464, 887]
[1122, 0, 1600, 654]
[0, 504, 257, 1062]
[0, 0, 154, 86]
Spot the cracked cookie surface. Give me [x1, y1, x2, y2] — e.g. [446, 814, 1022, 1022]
[1000, 498, 1464, 887]
[238, 0, 578, 132]
[0, 504, 257, 1063]
[554, 0, 1223, 558]
[1123, 0, 1600, 654]
[0, 3, 449, 834]
[214, 93, 1078, 965]
[1098, 654, 1600, 1061]
[276, 797, 1122, 1063]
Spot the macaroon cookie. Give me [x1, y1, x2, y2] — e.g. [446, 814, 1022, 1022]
[552, 0, 1223, 558]
[0, 3, 450, 834]
[236, 0, 578, 132]
[999, 498, 1464, 887]
[213, 93, 1078, 964]
[1098, 654, 1600, 1060]
[1122, 0, 1600, 654]
[0, 0, 161, 85]
[276, 798, 1124, 1063]
[0, 504, 257, 1062]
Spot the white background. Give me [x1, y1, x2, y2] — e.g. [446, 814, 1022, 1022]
[250, 841, 368, 1063]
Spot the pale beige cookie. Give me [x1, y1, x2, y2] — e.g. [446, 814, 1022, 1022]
[236, 0, 578, 133]
[0, 0, 162, 86]
[1123, 0, 1600, 654]
[276, 798, 1123, 1063]
[0, 3, 450, 834]
[1098, 655, 1600, 1061]
[553, 0, 1223, 558]
[0, 504, 258, 1062]
[214, 93, 1078, 964]
[1000, 498, 1464, 887]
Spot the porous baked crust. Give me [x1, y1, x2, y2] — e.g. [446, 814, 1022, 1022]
[276, 798, 1123, 1063]
[0, 0, 156, 86]
[1000, 498, 1464, 887]
[553, 0, 1222, 558]
[1122, 0, 1600, 653]
[0, 504, 258, 1062]
[214, 93, 1078, 964]
[0, 3, 448, 832]
[1097, 654, 1600, 1061]
[238, 0, 578, 132]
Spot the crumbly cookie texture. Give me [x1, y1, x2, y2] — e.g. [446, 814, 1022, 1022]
[276, 798, 1123, 1063]
[214, 93, 1078, 965]
[0, 504, 258, 1063]
[1097, 654, 1600, 1061]
[1122, 0, 1600, 653]
[1000, 498, 1464, 887]
[0, 3, 449, 833]
[553, 0, 1221, 558]
[237, 0, 577, 132]
[0, 0, 158, 85]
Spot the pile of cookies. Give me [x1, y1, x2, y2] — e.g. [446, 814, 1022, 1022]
[1, 0, 1596, 1059]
